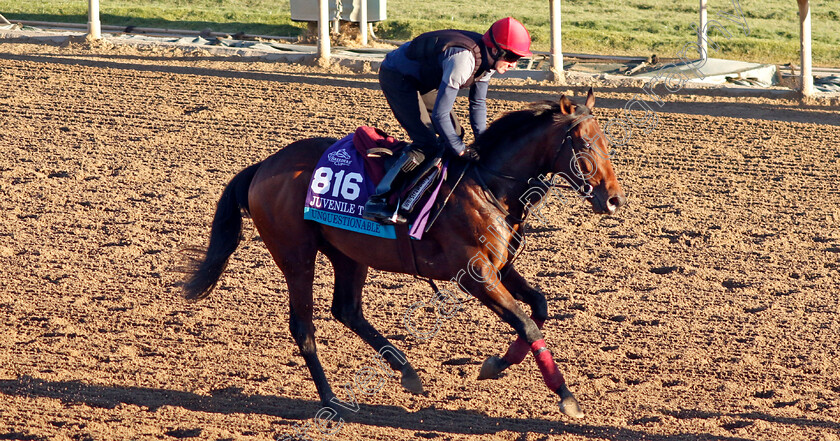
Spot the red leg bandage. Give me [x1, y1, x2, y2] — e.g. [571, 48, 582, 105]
[531, 339, 565, 391]
[501, 318, 545, 365]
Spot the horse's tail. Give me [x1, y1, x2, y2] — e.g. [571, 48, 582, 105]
[183, 162, 261, 300]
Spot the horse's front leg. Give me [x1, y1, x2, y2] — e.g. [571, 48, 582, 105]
[461, 270, 583, 419]
[478, 265, 548, 380]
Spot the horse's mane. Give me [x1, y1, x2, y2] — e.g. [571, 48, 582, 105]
[474, 100, 591, 157]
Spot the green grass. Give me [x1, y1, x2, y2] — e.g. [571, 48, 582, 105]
[1, 0, 302, 37]
[2, 0, 838, 66]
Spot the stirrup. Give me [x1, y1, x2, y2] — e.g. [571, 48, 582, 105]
[386, 211, 407, 225]
[363, 201, 406, 224]
[366, 147, 393, 158]
[400, 148, 426, 172]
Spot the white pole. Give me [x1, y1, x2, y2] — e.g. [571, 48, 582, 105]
[88, 0, 101, 39]
[699, 0, 708, 58]
[360, 0, 368, 46]
[318, 0, 331, 63]
[332, 0, 340, 36]
[798, 0, 814, 97]
[549, 0, 564, 82]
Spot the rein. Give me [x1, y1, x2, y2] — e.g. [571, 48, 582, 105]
[474, 112, 594, 212]
[416, 110, 596, 300]
[467, 112, 595, 285]
[472, 168, 525, 224]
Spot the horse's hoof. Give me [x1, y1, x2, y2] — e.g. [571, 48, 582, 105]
[478, 355, 510, 380]
[324, 399, 350, 420]
[400, 370, 424, 394]
[557, 384, 585, 419]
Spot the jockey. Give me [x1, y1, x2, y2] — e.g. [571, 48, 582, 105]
[363, 17, 532, 225]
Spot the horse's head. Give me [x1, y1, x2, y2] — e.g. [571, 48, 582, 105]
[475, 89, 625, 216]
[544, 88, 626, 215]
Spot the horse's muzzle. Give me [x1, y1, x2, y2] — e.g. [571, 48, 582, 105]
[592, 191, 626, 215]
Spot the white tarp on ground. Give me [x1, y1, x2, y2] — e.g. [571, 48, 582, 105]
[632, 57, 777, 87]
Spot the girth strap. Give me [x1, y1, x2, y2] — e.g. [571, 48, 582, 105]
[394, 223, 421, 276]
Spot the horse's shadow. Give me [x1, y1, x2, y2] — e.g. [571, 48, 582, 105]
[4, 375, 826, 440]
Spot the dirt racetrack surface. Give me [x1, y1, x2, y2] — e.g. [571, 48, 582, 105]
[1, 40, 839, 441]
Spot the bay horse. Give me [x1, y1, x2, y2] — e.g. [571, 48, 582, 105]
[184, 88, 625, 419]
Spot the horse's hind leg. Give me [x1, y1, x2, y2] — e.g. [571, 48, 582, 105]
[479, 265, 548, 380]
[282, 253, 348, 413]
[247, 139, 345, 414]
[255, 223, 341, 413]
[323, 246, 424, 395]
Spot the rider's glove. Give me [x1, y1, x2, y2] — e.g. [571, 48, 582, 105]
[459, 147, 480, 162]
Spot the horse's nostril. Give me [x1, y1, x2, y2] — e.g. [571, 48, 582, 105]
[608, 196, 623, 211]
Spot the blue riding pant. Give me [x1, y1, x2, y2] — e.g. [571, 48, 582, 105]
[378, 66, 463, 157]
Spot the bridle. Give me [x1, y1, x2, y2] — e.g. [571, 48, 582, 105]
[477, 111, 596, 195]
[549, 113, 597, 197]
[419, 109, 602, 299]
[452, 110, 598, 288]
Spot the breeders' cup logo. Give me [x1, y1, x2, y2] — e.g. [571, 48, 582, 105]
[327, 148, 352, 167]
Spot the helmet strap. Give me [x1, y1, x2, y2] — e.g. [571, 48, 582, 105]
[487, 27, 502, 60]
[487, 27, 519, 62]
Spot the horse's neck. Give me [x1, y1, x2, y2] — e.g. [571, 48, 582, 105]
[477, 144, 546, 222]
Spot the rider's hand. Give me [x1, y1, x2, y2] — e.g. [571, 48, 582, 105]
[459, 147, 480, 162]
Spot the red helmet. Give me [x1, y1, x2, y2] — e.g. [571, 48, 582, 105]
[483, 17, 533, 59]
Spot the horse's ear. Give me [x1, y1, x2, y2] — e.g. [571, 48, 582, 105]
[558, 95, 575, 114]
[585, 87, 595, 109]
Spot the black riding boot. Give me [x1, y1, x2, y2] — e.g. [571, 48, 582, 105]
[363, 147, 425, 224]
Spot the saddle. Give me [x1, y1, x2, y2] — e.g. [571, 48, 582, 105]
[352, 127, 444, 217]
[304, 127, 452, 241]
[351, 126, 406, 184]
